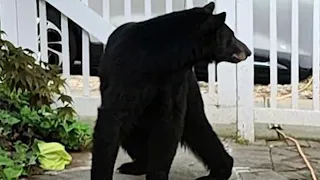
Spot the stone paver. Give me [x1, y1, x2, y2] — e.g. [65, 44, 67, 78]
[32, 139, 320, 180]
[239, 170, 287, 180]
[271, 146, 307, 172]
[278, 170, 311, 180]
[270, 145, 320, 179]
[308, 140, 320, 148]
[267, 139, 310, 147]
[231, 144, 272, 169]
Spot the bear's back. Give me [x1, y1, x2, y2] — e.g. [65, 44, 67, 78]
[100, 6, 210, 77]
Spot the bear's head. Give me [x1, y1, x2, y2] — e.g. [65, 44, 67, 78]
[198, 2, 252, 64]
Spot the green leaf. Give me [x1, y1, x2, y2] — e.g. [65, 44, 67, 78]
[0, 111, 21, 125]
[27, 154, 38, 166]
[0, 155, 14, 166]
[40, 121, 51, 129]
[58, 94, 73, 104]
[3, 166, 24, 180]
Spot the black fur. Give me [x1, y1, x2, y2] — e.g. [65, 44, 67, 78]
[118, 71, 234, 180]
[91, 2, 250, 180]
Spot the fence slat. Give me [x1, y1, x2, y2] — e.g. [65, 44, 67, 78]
[102, 0, 110, 50]
[291, 0, 299, 109]
[39, 0, 48, 63]
[185, 0, 193, 9]
[236, 0, 255, 142]
[165, 0, 172, 13]
[269, 0, 277, 108]
[208, 63, 216, 97]
[215, 0, 237, 106]
[313, 0, 320, 110]
[102, 0, 110, 21]
[82, 0, 90, 96]
[208, 0, 216, 98]
[144, 0, 152, 19]
[0, 0, 18, 45]
[16, 0, 38, 54]
[124, 0, 132, 21]
[61, 14, 70, 94]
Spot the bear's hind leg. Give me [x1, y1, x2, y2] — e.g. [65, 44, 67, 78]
[91, 87, 155, 180]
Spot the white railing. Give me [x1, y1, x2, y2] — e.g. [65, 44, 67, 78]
[1, 0, 320, 142]
[254, 0, 320, 129]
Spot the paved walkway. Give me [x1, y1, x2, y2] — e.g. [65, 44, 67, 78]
[32, 139, 320, 180]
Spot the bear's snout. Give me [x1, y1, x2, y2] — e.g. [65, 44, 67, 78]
[232, 40, 252, 61]
[232, 52, 248, 61]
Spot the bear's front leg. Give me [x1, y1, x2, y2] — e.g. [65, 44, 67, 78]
[146, 120, 184, 180]
[181, 71, 234, 180]
[145, 77, 188, 180]
[118, 125, 149, 175]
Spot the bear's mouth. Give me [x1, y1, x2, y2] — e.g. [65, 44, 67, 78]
[232, 52, 248, 62]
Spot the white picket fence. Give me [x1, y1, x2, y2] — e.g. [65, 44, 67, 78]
[1, 0, 320, 142]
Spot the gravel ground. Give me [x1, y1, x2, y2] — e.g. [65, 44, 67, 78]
[66, 75, 315, 99]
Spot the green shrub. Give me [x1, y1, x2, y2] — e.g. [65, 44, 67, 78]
[0, 31, 92, 179]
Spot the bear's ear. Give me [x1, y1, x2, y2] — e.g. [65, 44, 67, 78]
[203, 2, 215, 14]
[213, 12, 226, 27]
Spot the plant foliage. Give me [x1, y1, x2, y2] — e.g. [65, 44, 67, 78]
[0, 31, 92, 179]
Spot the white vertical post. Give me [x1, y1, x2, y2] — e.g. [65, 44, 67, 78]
[165, 0, 173, 13]
[312, 0, 320, 110]
[291, 0, 299, 109]
[208, 0, 216, 99]
[102, 0, 110, 48]
[124, 0, 132, 21]
[16, 0, 38, 54]
[185, 0, 193, 9]
[269, 0, 278, 108]
[0, 0, 18, 45]
[144, 0, 152, 19]
[39, 0, 48, 63]
[102, 0, 110, 21]
[236, 0, 255, 142]
[82, 0, 90, 97]
[215, 0, 237, 106]
[61, 14, 71, 95]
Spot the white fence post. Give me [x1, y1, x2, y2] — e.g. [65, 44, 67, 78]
[291, 0, 299, 109]
[236, 0, 255, 142]
[81, 0, 90, 97]
[61, 13, 71, 95]
[39, 0, 48, 63]
[207, 0, 216, 100]
[313, 0, 320, 110]
[0, 0, 18, 45]
[215, 0, 237, 106]
[269, 0, 278, 108]
[16, 0, 38, 54]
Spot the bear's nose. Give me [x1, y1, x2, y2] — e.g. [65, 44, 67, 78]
[235, 38, 252, 58]
[246, 48, 252, 57]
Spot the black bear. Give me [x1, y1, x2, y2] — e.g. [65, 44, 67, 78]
[91, 2, 251, 180]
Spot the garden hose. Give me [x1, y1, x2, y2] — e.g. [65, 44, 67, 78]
[262, 76, 318, 180]
[275, 129, 318, 180]
[263, 75, 313, 106]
